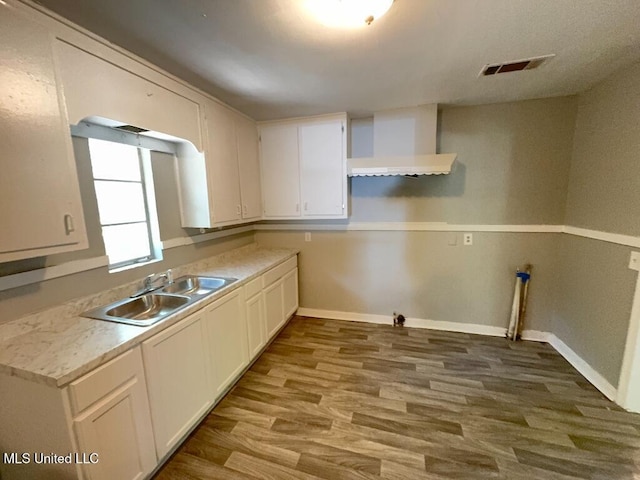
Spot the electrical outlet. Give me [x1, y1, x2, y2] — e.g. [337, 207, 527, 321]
[305, 232, 311, 242]
[630, 251, 640, 271]
[463, 233, 473, 246]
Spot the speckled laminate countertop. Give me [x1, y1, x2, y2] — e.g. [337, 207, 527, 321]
[0, 244, 298, 388]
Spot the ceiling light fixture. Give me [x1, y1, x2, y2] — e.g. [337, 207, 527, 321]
[304, 0, 394, 28]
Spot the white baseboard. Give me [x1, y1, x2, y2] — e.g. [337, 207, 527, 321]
[520, 329, 551, 342]
[546, 333, 617, 401]
[297, 307, 507, 337]
[297, 308, 617, 401]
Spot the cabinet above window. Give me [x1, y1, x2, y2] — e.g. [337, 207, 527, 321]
[55, 40, 203, 153]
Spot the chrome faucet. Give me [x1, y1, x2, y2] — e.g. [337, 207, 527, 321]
[143, 269, 173, 289]
[131, 269, 173, 297]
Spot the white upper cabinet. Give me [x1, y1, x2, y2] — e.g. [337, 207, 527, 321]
[0, 3, 88, 262]
[205, 101, 243, 224]
[260, 114, 347, 220]
[259, 122, 301, 218]
[236, 115, 262, 220]
[299, 120, 346, 216]
[176, 100, 262, 228]
[55, 40, 202, 152]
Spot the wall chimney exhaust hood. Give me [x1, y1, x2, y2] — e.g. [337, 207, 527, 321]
[347, 104, 456, 177]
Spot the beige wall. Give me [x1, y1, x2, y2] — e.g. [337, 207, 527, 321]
[350, 97, 577, 224]
[553, 61, 640, 387]
[0, 137, 254, 323]
[553, 235, 636, 385]
[257, 230, 560, 333]
[564, 62, 640, 236]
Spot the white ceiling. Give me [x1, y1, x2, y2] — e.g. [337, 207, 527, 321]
[35, 0, 640, 120]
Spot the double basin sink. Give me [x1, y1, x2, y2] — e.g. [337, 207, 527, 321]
[82, 275, 237, 327]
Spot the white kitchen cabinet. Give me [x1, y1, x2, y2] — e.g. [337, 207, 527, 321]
[283, 268, 300, 319]
[205, 100, 243, 224]
[245, 277, 267, 359]
[176, 101, 262, 227]
[237, 114, 263, 220]
[264, 280, 286, 339]
[55, 40, 202, 151]
[263, 257, 299, 339]
[71, 348, 156, 480]
[299, 120, 346, 216]
[142, 312, 212, 459]
[0, 3, 88, 262]
[204, 288, 250, 397]
[259, 114, 347, 220]
[246, 292, 266, 358]
[259, 122, 301, 217]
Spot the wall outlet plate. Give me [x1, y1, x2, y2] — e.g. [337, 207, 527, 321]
[463, 233, 473, 246]
[630, 251, 640, 272]
[305, 232, 311, 242]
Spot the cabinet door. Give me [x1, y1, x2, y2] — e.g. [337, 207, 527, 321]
[264, 280, 285, 339]
[74, 381, 156, 480]
[205, 289, 249, 397]
[206, 101, 242, 224]
[0, 6, 87, 262]
[283, 268, 299, 320]
[236, 115, 262, 220]
[260, 123, 301, 217]
[142, 313, 211, 459]
[299, 119, 346, 217]
[246, 292, 266, 359]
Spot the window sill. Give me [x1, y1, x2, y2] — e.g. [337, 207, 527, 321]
[109, 257, 163, 274]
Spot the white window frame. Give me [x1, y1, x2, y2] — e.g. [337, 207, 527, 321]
[75, 123, 168, 272]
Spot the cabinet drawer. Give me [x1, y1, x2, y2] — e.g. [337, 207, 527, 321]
[262, 257, 297, 288]
[69, 347, 143, 416]
[245, 276, 263, 299]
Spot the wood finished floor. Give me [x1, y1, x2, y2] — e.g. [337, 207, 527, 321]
[154, 316, 640, 480]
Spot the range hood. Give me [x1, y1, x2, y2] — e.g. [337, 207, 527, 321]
[347, 104, 457, 177]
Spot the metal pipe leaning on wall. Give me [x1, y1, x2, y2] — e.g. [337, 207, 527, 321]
[506, 264, 532, 341]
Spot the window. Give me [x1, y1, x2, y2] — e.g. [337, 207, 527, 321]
[88, 138, 161, 270]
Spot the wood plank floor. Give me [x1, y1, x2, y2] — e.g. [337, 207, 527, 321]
[154, 316, 640, 479]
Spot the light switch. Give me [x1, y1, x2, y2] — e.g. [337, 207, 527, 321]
[630, 251, 640, 271]
[305, 232, 311, 242]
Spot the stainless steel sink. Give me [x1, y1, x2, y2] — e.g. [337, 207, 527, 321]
[81, 275, 237, 327]
[82, 294, 190, 327]
[159, 275, 236, 297]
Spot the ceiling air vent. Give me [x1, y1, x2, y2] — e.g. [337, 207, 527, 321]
[114, 124, 149, 134]
[479, 54, 555, 76]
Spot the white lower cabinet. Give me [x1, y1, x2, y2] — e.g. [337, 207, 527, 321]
[246, 290, 267, 359]
[263, 259, 299, 339]
[142, 312, 212, 459]
[204, 288, 250, 397]
[264, 280, 286, 339]
[70, 348, 156, 480]
[283, 268, 300, 320]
